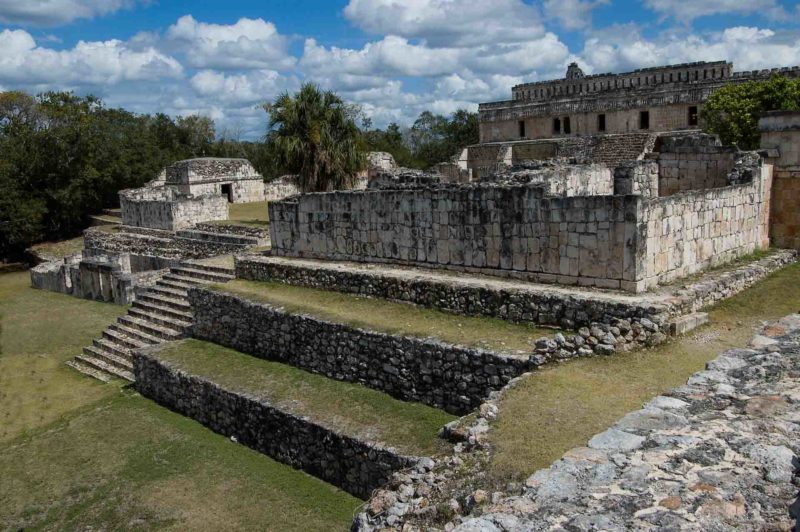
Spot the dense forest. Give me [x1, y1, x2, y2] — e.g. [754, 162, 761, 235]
[0, 90, 478, 260]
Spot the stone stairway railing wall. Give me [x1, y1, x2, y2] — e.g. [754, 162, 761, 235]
[67, 261, 234, 382]
[134, 349, 419, 499]
[189, 287, 531, 415]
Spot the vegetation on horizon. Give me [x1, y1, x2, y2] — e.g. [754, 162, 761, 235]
[0, 86, 477, 260]
[703, 75, 800, 149]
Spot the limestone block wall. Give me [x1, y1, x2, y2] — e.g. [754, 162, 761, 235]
[188, 288, 531, 414]
[760, 110, 800, 250]
[269, 186, 641, 290]
[134, 350, 416, 498]
[655, 135, 736, 195]
[264, 176, 300, 202]
[490, 164, 613, 197]
[120, 187, 228, 231]
[638, 160, 771, 289]
[613, 160, 659, 198]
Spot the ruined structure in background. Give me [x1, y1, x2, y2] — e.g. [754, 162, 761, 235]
[760, 111, 800, 251]
[479, 60, 800, 143]
[165, 158, 266, 203]
[269, 133, 772, 292]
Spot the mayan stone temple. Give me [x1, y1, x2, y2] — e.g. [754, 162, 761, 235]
[17, 56, 800, 532]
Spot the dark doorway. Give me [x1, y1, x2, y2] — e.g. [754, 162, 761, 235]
[518, 120, 526, 138]
[221, 183, 233, 202]
[688, 106, 698, 126]
[553, 117, 561, 134]
[639, 110, 650, 130]
[598, 113, 606, 132]
[563, 116, 571, 134]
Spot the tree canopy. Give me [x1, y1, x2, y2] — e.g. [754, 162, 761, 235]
[265, 83, 366, 193]
[703, 75, 800, 149]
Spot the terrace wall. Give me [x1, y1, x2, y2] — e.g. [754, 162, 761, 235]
[188, 288, 531, 414]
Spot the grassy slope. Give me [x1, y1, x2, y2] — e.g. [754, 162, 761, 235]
[489, 261, 800, 481]
[155, 339, 455, 456]
[215, 279, 553, 356]
[210, 201, 270, 227]
[0, 271, 361, 530]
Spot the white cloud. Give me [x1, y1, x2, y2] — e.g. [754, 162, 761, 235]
[577, 26, 800, 74]
[0, 0, 140, 26]
[343, 0, 545, 46]
[0, 29, 182, 85]
[190, 69, 298, 106]
[166, 15, 295, 70]
[543, 0, 609, 30]
[644, 0, 789, 23]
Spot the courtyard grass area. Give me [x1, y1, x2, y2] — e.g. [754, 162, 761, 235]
[210, 200, 270, 227]
[489, 261, 800, 481]
[0, 270, 362, 530]
[153, 339, 456, 456]
[213, 279, 555, 356]
[0, 271, 126, 440]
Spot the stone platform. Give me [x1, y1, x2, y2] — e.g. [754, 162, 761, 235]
[235, 250, 796, 334]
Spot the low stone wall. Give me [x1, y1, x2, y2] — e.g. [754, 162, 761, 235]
[264, 176, 299, 202]
[193, 222, 269, 240]
[487, 162, 613, 197]
[134, 349, 417, 499]
[188, 287, 531, 415]
[235, 255, 671, 330]
[655, 134, 736, 195]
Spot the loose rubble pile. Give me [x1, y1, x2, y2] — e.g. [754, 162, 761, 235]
[355, 315, 800, 531]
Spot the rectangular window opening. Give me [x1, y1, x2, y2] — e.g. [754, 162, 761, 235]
[598, 113, 606, 132]
[553, 117, 561, 134]
[563, 116, 571, 134]
[518, 120, 526, 138]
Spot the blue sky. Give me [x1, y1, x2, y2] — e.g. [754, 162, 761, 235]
[0, 0, 798, 139]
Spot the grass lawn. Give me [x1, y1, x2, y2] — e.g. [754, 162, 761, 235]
[209, 201, 270, 228]
[0, 270, 362, 530]
[214, 279, 555, 356]
[489, 261, 800, 481]
[153, 339, 455, 456]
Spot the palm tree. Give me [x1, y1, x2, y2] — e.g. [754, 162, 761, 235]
[265, 83, 366, 193]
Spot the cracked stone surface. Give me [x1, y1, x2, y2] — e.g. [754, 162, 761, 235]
[454, 314, 800, 531]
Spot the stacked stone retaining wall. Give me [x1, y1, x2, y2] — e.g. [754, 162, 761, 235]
[134, 350, 416, 498]
[188, 288, 531, 415]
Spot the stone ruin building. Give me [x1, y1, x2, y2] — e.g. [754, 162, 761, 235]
[480, 60, 800, 142]
[22, 60, 800, 530]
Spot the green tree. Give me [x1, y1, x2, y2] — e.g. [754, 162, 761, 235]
[362, 122, 421, 168]
[408, 109, 478, 168]
[703, 75, 800, 149]
[265, 83, 366, 192]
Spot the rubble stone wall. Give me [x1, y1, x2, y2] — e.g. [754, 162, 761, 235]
[134, 349, 417, 499]
[120, 187, 228, 231]
[188, 287, 531, 414]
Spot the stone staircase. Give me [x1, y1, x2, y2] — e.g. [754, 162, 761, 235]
[67, 260, 235, 382]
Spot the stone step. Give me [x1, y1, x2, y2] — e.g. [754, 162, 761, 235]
[176, 229, 259, 246]
[66, 359, 112, 383]
[108, 322, 162, 346]
[162, 273, 208, 286]
[128, 307, 192, 331]
[181, 260, 236, 276]
[74, 354, 134, 382]
[132, 299, 193, 322]
[103, 326, 150, 350]
[157, 278, 197, 291]
[146, 285, 189, 300]
[117, 315, 185, 341]
[137, 292, 192, 312]
[92, 337, 133, 359]
[170, 265, 235, 283]
[83, 345, 133, 370]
